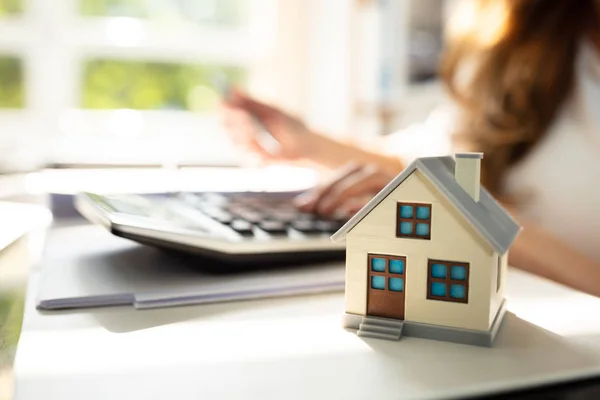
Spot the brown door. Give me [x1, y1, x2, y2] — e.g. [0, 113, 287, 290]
[367, 254, 406, 320]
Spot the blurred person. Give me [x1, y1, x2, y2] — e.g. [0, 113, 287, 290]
[221, 0, 600, 297]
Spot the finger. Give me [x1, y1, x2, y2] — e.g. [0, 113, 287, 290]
[221, 107, 278, 159]
[228, 90, 279, 122]
[316, 165, 392, 215]
[294, 163, 362, 213]
[338, 196, 372, 217]
[222, 97, 285, 150]
[294, 162, 362, 211]
[221, 108, 256, 146]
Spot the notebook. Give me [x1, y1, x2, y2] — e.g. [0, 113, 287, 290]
[37, 225, 345, 310]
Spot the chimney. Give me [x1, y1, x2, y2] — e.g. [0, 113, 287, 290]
[454, 152, 483, 202]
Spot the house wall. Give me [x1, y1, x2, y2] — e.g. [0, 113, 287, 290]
[489, 252, 508, 326]
[345, 170, 497, 331]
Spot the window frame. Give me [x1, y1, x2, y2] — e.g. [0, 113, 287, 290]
[396, 202, 432, 240]
[0, 0, 288, 167]
[427, 259, 469, 304]
[367, 254, 406, 293]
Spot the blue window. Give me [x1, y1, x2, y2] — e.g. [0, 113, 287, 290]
[399, 205, 413, 218]
[416, 223, 429, 237]
[389, 259, 404, 274]
[397, 203, 431, 239]
[450, 265, 467, 280]
[431, 263, 446, 278]
[371, 275, 385, 290]
[400, 222, 413, 235]
[389, 277, 404, 292]
[416, 206, 430, 220]
[450, 284, 465, 299]
[430, 282, 446, 297]
[371, 257, 386, 272]
[427, 260, 469, 303]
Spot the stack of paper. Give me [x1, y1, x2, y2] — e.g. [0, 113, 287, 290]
[37, 226, 345, 310]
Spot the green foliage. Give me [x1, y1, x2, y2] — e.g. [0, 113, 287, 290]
[79, 0, 246, 26]
[80, 0, 146, 18]
[82, 59, 245, 111]
[0, 0, 22, 16]
[0, 1, 250, 110]
[0, 56, 24, 109]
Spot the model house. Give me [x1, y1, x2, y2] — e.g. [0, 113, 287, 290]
[331, 153, 521, 346]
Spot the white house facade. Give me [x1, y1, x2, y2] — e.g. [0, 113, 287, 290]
[331, 153, 521, 346]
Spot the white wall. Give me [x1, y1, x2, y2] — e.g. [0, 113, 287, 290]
[305, 0, 353, 137]
[251, 0, 355, 138]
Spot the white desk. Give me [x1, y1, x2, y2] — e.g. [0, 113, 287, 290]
[13, 235, 600, 400]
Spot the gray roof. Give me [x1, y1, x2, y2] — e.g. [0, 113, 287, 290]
[331, 156, 521, 254]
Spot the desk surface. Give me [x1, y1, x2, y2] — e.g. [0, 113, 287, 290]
[14, 229, 600, 400]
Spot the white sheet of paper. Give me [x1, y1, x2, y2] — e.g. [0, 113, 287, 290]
[37, 225, 344, 310]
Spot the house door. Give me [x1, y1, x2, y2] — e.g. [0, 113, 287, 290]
[367, 254, 406, 320]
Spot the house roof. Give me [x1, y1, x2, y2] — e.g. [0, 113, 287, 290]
[330, 156, 522, 255]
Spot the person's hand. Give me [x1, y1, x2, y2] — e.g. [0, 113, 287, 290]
[294, 163, 396, 218]
[220, 90, 316, 162]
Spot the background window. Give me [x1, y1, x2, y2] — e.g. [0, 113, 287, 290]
[0, 0, 285, 170]
[0, 0, 22, 17]
[82, 59, 245, 111]
[0, 0, 453, 172]
[79, 0, 247, 26]
[396, 202, 432, 239]
[427, 259, 469, 303]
